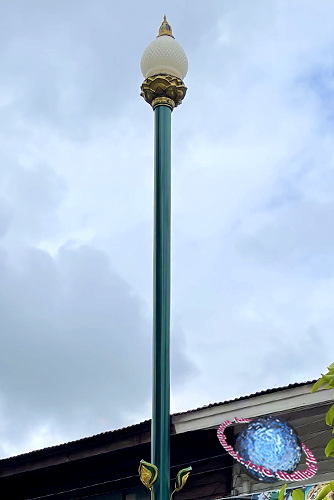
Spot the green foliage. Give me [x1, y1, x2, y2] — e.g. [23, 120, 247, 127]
[311, 376, 327, 393]
[280, 371, 334, 500]
[312, 362, 334, 456]
[314, 482, 334, 500]
[291, 489, 304, 500]
[278, 483, 334, 500]
[325, 438, 334, 458]
[326, 404, 334, 427]
[278, 481, 334, 500]
[278, 484, 287, 500]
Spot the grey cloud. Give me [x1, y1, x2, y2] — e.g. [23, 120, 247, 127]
[0, 0, 220, 138]
[0, 130, 196, 456]
[1, 162, 66, 243]
[246, 326, 327, 393]
[0, 199, 12, 238]
[2, 0, 334, 456]
[238, 202, 334, 269]
[236, 140, 334, 274]
[0, 242, 196, 456]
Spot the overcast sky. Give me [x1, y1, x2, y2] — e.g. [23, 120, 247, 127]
[0, 0, 334, 458]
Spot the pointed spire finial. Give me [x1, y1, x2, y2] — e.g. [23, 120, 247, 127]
[157, 15, 174, 38]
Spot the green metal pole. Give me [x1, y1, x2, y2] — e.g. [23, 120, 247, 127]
[152, 103, 172, 500]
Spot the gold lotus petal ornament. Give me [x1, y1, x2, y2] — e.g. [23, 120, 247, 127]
[171, 467, 192, 499]
[138, 460, 158, 490]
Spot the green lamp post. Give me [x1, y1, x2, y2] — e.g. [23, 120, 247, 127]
[138, 16, 191, 500]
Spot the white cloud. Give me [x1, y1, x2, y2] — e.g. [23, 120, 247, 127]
[1, 0, 334, 457]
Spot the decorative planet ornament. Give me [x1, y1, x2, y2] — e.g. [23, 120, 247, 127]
[235, 417, 302, 482]
[217, 417, 317, 483]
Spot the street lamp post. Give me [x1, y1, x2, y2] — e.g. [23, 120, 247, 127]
[138, 16, 189, 500]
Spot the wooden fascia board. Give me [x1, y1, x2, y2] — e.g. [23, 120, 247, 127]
[0, 428, 151, 478]
[172, 385, 332, 434]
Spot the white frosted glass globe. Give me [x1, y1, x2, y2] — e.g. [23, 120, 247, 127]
[141, 35, 188, 80]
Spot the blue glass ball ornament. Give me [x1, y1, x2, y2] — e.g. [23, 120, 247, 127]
[235, 416, 302, 482]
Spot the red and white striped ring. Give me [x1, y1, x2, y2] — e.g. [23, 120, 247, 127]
[217, 417, 317, 482]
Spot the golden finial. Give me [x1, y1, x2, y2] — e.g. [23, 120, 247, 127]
[157, 15, 174, 38]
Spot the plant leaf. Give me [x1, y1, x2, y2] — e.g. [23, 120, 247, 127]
[138, 460, 158, 489]
[311, 376, 327, 393]
[278, 485, 287, 500]
[325, 404, 334, 426]
[292, 489, 304, 500]
[325, 375, 334, 389]
[175, 467, 192, 492]
[325, 438, 334, 457]
[322, 373, 334, 381]
[314, 484, 332, 500]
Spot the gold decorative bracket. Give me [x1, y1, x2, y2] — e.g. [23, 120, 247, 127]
[170, 467, 192, 500]
[141, 75, 187, 110]
[139, 460, 158, 500]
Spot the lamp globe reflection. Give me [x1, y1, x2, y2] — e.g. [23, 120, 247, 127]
[140, 15, 188, 80]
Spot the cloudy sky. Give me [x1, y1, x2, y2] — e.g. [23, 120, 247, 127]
[0, 0, 334, 458]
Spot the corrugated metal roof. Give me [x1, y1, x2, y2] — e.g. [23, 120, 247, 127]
[173, 379, 317, 415]
[0, 380, 316, 463]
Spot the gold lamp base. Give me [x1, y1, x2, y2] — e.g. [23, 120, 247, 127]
[140, 74, 187, 110]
